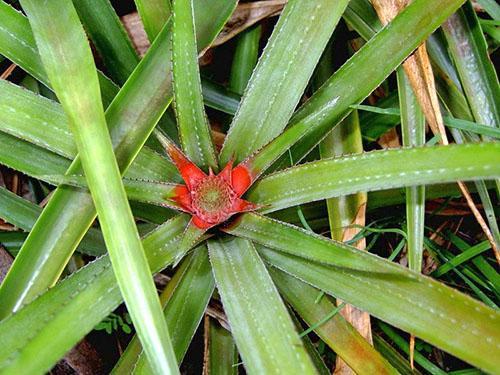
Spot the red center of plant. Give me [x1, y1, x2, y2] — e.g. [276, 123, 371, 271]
[165, 143, 258, 230]
[190, 174, 237, 224]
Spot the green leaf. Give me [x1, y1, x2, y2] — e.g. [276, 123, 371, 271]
[134, 0, 171, 41]
[0, 79, 75, 158]
[220, 0, 350, 165]
[270, 267, 397, 375]
[441, 233, 500, 293]
[442, 2, 500, 132]
[207, 237, 317, 374]
[116, 246, 214, 373]
[38, 144, 499, 215]
[73, 0, 140, 85]
[343, 0, 380, 40]
[224, 213, 500, 372]
[0, 0, 234, 318]
[172, 0, 217, 171]
[2, 24, 173, 317]
[0, 186, 105, 257]
[0, 80, 177, 179]
[354, 103, 500, 139]
[0, 187, 40, 231]
[229, 25, 261, 96]
[358, 94, 401, 142]
[0, 125, 71, 178]
[248, 143, 500, 213]
[18, 0, 178, 372]
[433, 240, 491, 278]
[36, 174, 181, 208]
[207, 319, 238, 375]
[319, 112, 366, 242]
[373, 335, 423, 375]
[378, 322, 447, 375]
[0, 0, 118, 106]
[398, 69, 426, 272]
[0, 215, 188, 374]
[248, 0, 467, 175]
[201, 78, 240, 115]
[475, 0, 500, 20]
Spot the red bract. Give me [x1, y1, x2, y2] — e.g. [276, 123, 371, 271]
[165, 143, 258, 229]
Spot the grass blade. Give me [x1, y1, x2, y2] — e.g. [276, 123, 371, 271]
[207, 237, 317, 374]
[378, 322, 447, 375]
[18, 0, 178, 372]
[433, 240, 491, 277]
[373, 335, 423, 375]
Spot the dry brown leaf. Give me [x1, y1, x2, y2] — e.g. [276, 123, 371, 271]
[0, 63, 16, 80]
[0, 246, 13, 283]
[377, 127, 401, 148]
[121, 12, 150, 57]
[122, 1, 286, 57]
[335, 203, 372, 375]
[212, 1, 287, 47]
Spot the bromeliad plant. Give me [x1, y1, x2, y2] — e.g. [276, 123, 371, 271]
[0, 0, 499, 374]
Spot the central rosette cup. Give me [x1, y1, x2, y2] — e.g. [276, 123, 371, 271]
[191, 175, 237, 225]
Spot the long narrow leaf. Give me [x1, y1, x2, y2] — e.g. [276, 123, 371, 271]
[270, 267, 397, 375]
[172, 0, 217, 170]
[0, 1, 234, 317]
[134, 0, 171, 41]
[47, 144, 500, 213]
[0, 79, 177, 179]
[0, 1, 118, 105]
[220, 0, 350, 165]
[132, 246, 214, 373]
[224, 213, 500, 373]
[246, 0, 466, 176]
[0, 186, 105, 256]
[0, 22, 174, 318]
[249, 143, 500, 213]
[111, 250, 192, 373]
[229, 25, 261, 96]
[207, 237, 317, 374]
[0, 215, 188, 374]
[207, 319, 238, 375]
[18, 1, 178, 372]
[73, 0, 139, 85]
[442, 1, 500, 131]
[398, 70, 426, 272]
